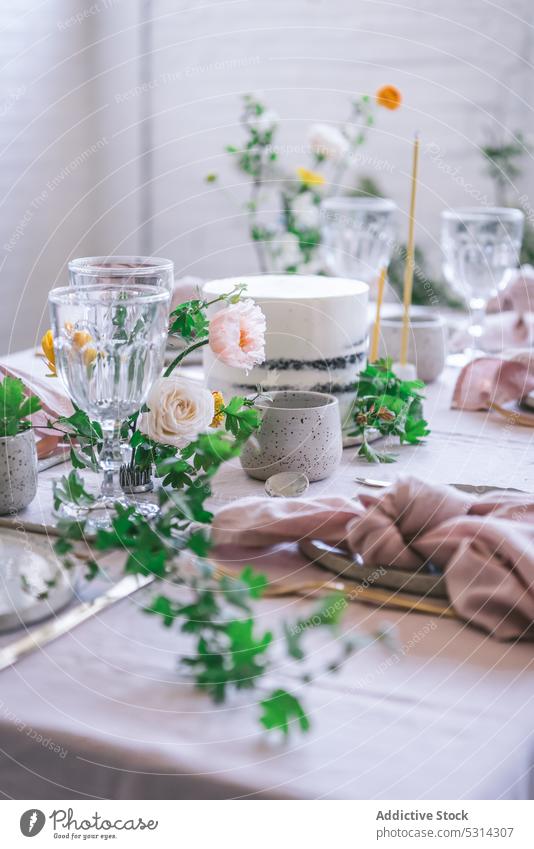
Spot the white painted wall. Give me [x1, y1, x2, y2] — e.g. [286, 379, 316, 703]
[146, 0, 534, 279]
[0, 0, 533, 352]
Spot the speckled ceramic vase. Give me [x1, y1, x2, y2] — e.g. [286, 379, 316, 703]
[0, 429, 38, 515]
[240, 390, 343, 482]
[373, 313, 447, 382]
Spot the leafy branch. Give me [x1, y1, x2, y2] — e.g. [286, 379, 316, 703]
[350, 358, 430, 463]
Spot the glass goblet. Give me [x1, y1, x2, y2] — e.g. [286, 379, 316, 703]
[441, 207, 524, 359]
[68, 256, 174, 293]
[49, 283, 170, 526]
[68, 257, 174, 484]
[320, 197, 397, 289]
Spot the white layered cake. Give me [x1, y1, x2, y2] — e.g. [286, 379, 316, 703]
[203, 275, 369, 427]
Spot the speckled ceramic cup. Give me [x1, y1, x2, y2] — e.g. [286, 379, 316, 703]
[0, 430, 38, 515]
[240, 390, 343, 482]
[374, 313, 447, 382]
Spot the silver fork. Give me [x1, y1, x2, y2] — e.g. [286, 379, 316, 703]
[354, 477, 526, 495]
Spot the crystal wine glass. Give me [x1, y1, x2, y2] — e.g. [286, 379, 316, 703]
[68, 256, 174, 484]
[49, 284, 170, 527]
[68, 256, 174, 292]
[320, 197, 397, 287]
[441, 207, 524, 359]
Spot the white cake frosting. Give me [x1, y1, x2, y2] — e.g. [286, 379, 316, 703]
[203, 275, 369, 426]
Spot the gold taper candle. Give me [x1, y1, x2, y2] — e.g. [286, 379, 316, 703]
[400, 133, 420, 366]
[370, 266, 387, 362]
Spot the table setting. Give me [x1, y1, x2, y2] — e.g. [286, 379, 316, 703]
[1, 87, 534, 802]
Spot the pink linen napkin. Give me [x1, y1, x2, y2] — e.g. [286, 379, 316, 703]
[449, 266, 534, 354]
[212, 477, 534, 640]
[451, 354, 534, 411]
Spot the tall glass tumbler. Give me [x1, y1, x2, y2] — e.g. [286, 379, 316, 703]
[49, 284, 170, 525]
[68, 256, 174, 293]
[320, 197, 397, 287]
[441, 207, 524, 358]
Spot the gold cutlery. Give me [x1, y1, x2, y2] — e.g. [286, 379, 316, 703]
[213, 564, 456, 618]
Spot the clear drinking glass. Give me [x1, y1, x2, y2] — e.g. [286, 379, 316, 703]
[441, 207, 524, 358]
[320, 197, 397, 285]
[68, 257, 174, 483]
[49, 284, 170, 526]
[68, 256, 174, 293]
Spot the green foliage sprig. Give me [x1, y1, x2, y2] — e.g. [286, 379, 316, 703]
[207, 93, 383, 275]
[350, 358, 430, 463]
[0, 376, 41, 437]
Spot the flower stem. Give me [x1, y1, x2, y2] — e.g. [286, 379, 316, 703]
[164, 338, 209, 377]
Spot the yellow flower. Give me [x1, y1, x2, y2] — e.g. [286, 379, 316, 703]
[376, 85, 402, 111]
[41, 330, 57, 377]
[296, 167, 326, 187]
[210, 391, 225, 428]
[72, 330, 97, 366]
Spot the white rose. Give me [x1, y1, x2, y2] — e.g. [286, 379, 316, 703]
[138, 376, 214, 448]
[308, 123, 349, 162]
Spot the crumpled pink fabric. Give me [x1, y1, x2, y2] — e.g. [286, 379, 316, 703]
[488, 265, 534, 314]
[212, 477, 534, 641]
[451, 355, 534, 410]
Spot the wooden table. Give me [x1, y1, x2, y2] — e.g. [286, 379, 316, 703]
[0, 349, 533, 800]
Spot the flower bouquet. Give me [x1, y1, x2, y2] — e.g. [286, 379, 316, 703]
[206, 86, 402, 275]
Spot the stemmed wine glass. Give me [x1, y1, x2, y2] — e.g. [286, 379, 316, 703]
[320, 197, 397, 288]
[49, 283, 170, 527]
[68, 256, 174, 496]
[441, 207, 524, 360]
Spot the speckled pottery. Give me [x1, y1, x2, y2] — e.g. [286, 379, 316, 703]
[240, 390, 343, 482]
[0, 430, 38, 515]
[374, 313, 447, 382]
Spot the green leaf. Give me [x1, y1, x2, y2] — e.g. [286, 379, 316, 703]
[169, 299, 208, 341]
[53, 470, 95, 511]
[0, 376, 41, 436]
[358, 440, 396, 464]
[239, 565, 267, 599]
[222, 396, 261, 441]
[259, 689, 310, 736]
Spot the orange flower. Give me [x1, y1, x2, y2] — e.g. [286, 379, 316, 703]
[376, 85, 402, 111]
[41, 330, 57, 377]
[210, 391, 225, 428]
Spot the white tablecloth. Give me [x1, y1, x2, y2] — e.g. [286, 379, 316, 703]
[0, 348, 533, 799]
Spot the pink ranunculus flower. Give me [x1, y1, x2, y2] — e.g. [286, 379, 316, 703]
[208, 299, 266, 370]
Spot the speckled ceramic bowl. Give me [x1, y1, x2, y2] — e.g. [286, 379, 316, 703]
[0, 430, 38, 515]
[373, 312, 447, 382]
[240, 390, 343, 482]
